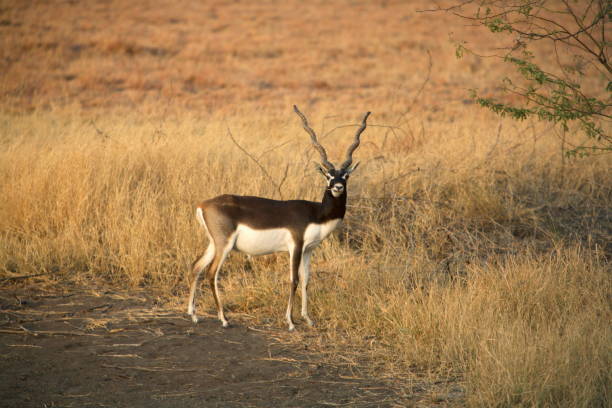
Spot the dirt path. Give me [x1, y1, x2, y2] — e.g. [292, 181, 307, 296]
[0, 285, 418, 407]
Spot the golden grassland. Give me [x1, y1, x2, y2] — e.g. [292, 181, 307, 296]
[1, 0, 610, 406]
[2, 110, 610, 406]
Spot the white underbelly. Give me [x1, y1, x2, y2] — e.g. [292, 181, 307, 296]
[234, 224, 292, 256]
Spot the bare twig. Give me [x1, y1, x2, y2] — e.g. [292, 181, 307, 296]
[101, 364, 197, 372]
[226, 126, 284, 199]
[0, 272, 53, 282]
[0, 325, 102, 337]
[416, 0, 475, 14]
[379, 49, 433, 153]
[404, 49, 433, 120]
[484, 122, 504, 162]
[89, 119, 112, 141]
[257, 140, 293, 160]
[277, 164, 290, 193]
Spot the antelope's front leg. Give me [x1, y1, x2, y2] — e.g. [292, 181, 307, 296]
[300, 249, 314, 327]
[286, 245, 302, 331]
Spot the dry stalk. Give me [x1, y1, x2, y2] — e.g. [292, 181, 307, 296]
[226, 126, 286, 199]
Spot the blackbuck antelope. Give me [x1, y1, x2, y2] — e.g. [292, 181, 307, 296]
[188, 105, 371, 331]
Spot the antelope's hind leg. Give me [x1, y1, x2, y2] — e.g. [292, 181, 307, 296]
[188, 243, 215, 323]
[207, 237, 235, 328]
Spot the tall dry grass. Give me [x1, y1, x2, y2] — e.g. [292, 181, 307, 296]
[1, 107, 609, 406]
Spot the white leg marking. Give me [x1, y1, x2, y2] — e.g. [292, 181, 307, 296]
[300, 250, 314, 327]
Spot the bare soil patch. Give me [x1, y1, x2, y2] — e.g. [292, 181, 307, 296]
[0, 283, 434, 407]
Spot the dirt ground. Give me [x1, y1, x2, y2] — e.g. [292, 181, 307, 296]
[0, 282, 443, 408]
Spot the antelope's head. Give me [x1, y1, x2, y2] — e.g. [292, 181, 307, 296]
[294, 105, 370, 198]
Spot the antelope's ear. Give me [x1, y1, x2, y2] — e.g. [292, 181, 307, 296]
[345, 162, 360, 174]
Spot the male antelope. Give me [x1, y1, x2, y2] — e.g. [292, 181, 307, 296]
[188, 105, 371, 331]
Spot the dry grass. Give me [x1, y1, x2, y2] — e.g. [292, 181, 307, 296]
[1, 109, 609, 406]
[1, 0, 611, 406]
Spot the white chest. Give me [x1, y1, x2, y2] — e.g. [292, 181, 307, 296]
[303, 218, 341, 250]
[234, 224, 292, 256]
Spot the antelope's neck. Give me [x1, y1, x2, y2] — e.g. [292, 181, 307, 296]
[319, 189, 346, 222]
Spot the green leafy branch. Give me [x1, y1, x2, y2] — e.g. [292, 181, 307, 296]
[424, 0, 611, 156]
